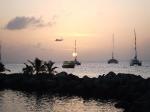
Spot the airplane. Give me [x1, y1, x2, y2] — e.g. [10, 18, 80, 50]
[55, 38, 63, 42]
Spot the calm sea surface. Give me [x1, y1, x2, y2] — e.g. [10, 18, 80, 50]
[0, 90, 123, 112]
[1, 61, 150, 112]
[5, 61, 150, 78]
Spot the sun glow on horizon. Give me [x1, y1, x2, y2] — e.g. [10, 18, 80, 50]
[72, 52, 78, 57]
[0, 0, 150, 63]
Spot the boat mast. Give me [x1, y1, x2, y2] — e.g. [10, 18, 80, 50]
[0, 40, 1, 62]
[134, 29, 137, 59]
[112, 34, 114, 59]
[74, 40, 77, 61]
[75, 40, 77, 53]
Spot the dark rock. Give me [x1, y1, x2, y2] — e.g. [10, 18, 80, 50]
[0, 72, 150, 112]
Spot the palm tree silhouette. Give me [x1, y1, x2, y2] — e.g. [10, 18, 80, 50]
[23, 58, 57, 75]
[44, 61, 58, 75]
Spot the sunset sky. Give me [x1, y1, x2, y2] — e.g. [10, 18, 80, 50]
[0, 0, 150, 63]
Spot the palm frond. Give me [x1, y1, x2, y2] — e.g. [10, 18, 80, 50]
[28, 60, 35, 67]
[51, 67, 58, 72]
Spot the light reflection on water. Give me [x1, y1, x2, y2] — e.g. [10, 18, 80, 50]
[0, 90, 123, 112]
[5, 61, 150, 78]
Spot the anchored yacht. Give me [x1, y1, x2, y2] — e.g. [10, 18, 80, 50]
[108, 34, 119, 64]
[130, 29, 142, 66]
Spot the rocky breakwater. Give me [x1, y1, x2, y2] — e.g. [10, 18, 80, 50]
[0, 71, 150, 112]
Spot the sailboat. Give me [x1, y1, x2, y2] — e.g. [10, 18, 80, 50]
[0, 41, 2, 62]
[0, 41, 10, 72]
[130, 29, 142, 66]
[108, 34, 119, 64]
[62, 61, 75, 68]
[62, 40, 81, 68]
[73, 40, 81, 65]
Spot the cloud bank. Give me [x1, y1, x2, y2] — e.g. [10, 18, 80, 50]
[5, 16, 55, 30]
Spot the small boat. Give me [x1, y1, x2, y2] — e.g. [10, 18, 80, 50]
[74, 58, 81, 65]
[108, 58, 119, 64]
[62, 40, 81, 68]
[130, 29, 142, 66]
[0, 41, 5, 72]
[130, 58, 142, 66]
[108, 34, 119, 64]
[0, 41, 10, 72]
[62, 61, 75, 68]
[73, 40, 81, 65]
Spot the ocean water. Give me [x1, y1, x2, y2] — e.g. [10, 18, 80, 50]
[0, 90, 123, 112]
[1, 61, 150, 112]
[5, 61, 150, 78]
